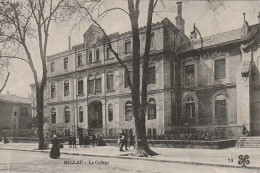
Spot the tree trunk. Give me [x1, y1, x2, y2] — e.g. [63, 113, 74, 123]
[36, 85, 45, 150]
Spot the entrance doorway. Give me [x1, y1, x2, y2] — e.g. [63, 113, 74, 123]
[88, 101, 102, 129]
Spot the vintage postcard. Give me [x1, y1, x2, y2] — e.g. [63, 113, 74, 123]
[0, 0, 260, 172]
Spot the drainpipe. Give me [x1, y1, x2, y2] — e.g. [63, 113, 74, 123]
[104, 44, 107, 136]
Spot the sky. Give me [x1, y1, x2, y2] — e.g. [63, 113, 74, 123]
[1, 0, 260, 98]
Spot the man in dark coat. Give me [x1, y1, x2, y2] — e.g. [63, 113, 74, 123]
[119, 130, 126, 151]
[84, 134, 90, 147]
[68, 135, 72, 148]
[79, 133, 84, 147]
[3, 134, 9, 144]
[72, 135, 77, 148]
[50, 135, 60, 159]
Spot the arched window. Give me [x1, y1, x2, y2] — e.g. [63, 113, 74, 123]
[79, 106, 83, 123]
[148, 98, 156, 120]
[51, 108, 56, 124]
[108, 104, 113, 122]
[125, 101, 132, 121]
[185, 97, 195, 118]
[65, 107, 70, 123]
[215, 94, 226, 118]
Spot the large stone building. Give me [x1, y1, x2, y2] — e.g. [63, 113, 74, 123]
[0, 92, 32, 132]
[46, 3, 260, 138]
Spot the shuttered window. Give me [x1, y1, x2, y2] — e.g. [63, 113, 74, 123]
[215, 100, 226, 117]
[95, 78, 102, 93]
[185, 64, 194, 83]
[78, 78, 84, 95]
[215, 59, 226, 79]
[88, 79, 95, 94]
[107, 73, 114, 90]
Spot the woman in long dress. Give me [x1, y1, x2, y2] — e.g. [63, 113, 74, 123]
[50, 135, 60, 159]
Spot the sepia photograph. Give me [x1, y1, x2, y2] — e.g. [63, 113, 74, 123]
[0, 0, 260, 172]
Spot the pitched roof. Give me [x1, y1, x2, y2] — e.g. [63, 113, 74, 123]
[0, 94, 31, 105]
[180, 23, 260, 53]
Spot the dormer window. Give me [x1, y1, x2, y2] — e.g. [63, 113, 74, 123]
[96, 48, 100, 62]
[124, 39, 131, 54]
[88, 50, 93, 63]
[106, 47, 110, 59]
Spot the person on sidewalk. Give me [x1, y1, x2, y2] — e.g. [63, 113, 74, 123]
[79, 133, 84, 148]
[124, 131, 128, 150]
[68, 135, 72, 148]
[119, 130, 126, 151]
[129, 132, 135, 149]
[3, 134, 9, 144]
[72, 135, 77, 148]
[49, 135, 60, 159]
[84, 134, 90, 148]
[91, 134, 96, 147]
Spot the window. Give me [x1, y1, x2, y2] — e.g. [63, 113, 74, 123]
[148, 98, 156, 120]
[215, 95, 226, 118]
[88, 50, 93, 63]
[153, 128, 157, 138]
[124, 70, 133, 88]
[78, 78, 84, 95]
[64, 80, 69, 96]
[77, 54, 83, 66]
[65, 107, 70, 123]
[107, 73, 114, 90]
[21, 107, 28, 116]
[51, 83, 56, 98]
[124, 39, 131, 54]
[148, 66, 156, 84]
[79, 106, 83, 123]
[14, 112, 17, 116]
[95, 48, 100, 62]
[51, 108, 56, 124]
[147, 129, 152, 138]
[88, 77, 95, 94]
[95, 77, 102, 93]
[51, 61, 55, 72]
[215, 59, 226, 79]
[106, 47, 110, 59]
[125, 101, 133, 121]
[64, 57, 68, 70]
[108, 104, 113, 122]
[185, 97, 195, 118]
[184, 64, 194, 84]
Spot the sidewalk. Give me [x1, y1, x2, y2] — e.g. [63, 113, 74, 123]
[0, 142, 260, 170]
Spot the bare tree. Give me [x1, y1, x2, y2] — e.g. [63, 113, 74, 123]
[0, 0, 65, 149]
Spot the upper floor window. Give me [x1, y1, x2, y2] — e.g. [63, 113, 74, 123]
[95, 75, 102, 93]
[106, 47, 110, 59]
[184, 64, 194, 84]
[215, 94, 227, 118]
[124, 39, 131, 54]
[64, 57, 68, 70]
[65, 107, 70, 123]
[147, 98, 156, 120]
[125, 100, 133, 121]
[124, 70, 133, 88]
[51, 61, 55, 72]
[88, 76, 95, 94]
[77, 54, 83, 66]
[21, 107, 28, 116]
[108, 104, 113, 122]
[78, 78, 84, 95]
[64, 80, 69, 96]
[185, 97, 195, 118]
[148, 66, 156, 85]
[95, 48, 100, 62]
[107, 73, 114, 90]
[88, 50, 93, 63]
[79, 106, 83, 123]
[51, 83, 56, 98]
[215, 59, 226, 79]
[51, 108, 56, 124]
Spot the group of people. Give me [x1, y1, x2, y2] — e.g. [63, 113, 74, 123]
[68, 133, 106, 148]
[118, 130, 135, 151]
[0, 134, 9, 144]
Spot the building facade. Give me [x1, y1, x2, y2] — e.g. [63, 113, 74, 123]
[46, 3, 260, 138]
[0, 93, 32, 131]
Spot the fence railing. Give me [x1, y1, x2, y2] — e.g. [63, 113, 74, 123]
[2, 129, 38, 137]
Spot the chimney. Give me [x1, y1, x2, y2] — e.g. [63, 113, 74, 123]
[68, 36, 71, 50]
[241, 13, 249, 34]
[175, 2, 185, 33]
[258, 12, 260, 23]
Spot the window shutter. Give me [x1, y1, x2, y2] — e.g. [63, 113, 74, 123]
[215, 59, 226, 79]
[215, 100, 226, 117]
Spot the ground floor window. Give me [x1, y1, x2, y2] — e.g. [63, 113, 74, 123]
[51, 108, 56, 124]
[125, 101, 133, 121]
[185, 97, 195, 118]
[65, 107, 70, 123]
[108, 104, 113, 122]
[79, 106, 83, 123]
[215, 95, 227, 118]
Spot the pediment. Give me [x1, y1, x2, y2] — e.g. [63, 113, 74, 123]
[83, 25, 104, 45]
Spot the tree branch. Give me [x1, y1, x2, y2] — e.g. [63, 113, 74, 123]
[0, 72, 9, 93]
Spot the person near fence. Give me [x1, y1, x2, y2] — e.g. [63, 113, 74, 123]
[68, 135, 72, 148]
[119, 130, 126, 151]
[72, 135, 77, 148]
[79, 133, 84, 148]
[129, 132, 135, 149]
[91, 134, 96, 147]
[3, 134, 9, 144]
[84, 134, 90, 147]
[49, 135, 60, 159]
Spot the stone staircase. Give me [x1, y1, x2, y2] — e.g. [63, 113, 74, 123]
[237, 136, 260, 148]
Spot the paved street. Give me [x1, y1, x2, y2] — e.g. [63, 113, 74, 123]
[0, 150, 259, 173]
